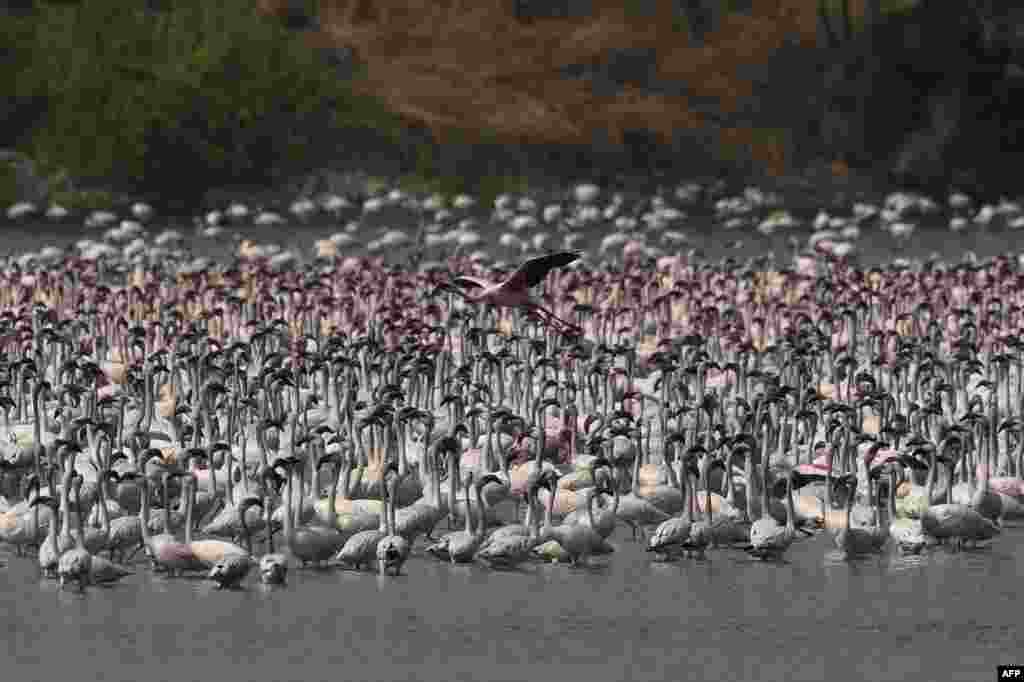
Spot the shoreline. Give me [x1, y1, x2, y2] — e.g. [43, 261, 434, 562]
[2, 137, 897, 224]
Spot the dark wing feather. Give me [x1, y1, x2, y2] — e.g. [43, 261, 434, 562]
[507, 251, 581, 290]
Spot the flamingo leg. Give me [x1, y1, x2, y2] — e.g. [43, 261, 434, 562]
[526, 304, 582, 334]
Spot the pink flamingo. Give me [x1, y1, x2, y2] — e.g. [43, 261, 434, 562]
[449, 251, 581, 330]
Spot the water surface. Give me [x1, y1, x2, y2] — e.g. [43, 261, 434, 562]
[3, 525, 1022, 682]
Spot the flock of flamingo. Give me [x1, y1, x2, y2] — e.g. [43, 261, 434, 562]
[0, 180, 1020, 594]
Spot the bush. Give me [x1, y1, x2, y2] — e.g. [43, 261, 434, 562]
[0, 162, 19, 207]
[2, 0, 403, 205]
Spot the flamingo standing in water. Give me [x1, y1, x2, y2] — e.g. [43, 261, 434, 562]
[921, 440, 1000, 551]
[646, 452, 700, 559]
[833, 474, 883, 559]
[257, 467, 288, 584]
[58, 473, 93, 590]
[746, 469, 813, 561]
[449, 251, 582, 330]
[376, 467, 410, 576]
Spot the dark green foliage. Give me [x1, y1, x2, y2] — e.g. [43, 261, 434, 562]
[0, 163, 18, 207]
[2, 0, 403, 204]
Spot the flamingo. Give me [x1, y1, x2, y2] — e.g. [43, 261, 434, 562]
[921, 441, 1000, 551]
[747, 469, 810, 561]
[633, 430, 684, 515]
[200, 447, 267, 541]
[560, 456, 619, 539]
[646, 451, 700, 559]
[136, 473, 204, 576]
[886, 459, 927, 554]
[3, 473, 52, 557]
[101, 468, 148, 564]
[894, 443, 944, 518]
[178, 473, 249, 566]
[276, 454, 347, 567]
[376, 467, 410, 576]
[58, 473, 93, 591]
[334, 464, 394, 571]
[476, 477, 546, 569]
[29, 492, 61, 578]
[449, 251, 582, 330]
[38, 461, 78, 573]
[426, 472, 500, 564]
[207, 497, 260, 589]
[535, 470, 609, 566]
[313, 448, 382, 523]
[394, 436, 449, 542]
[256, 468, 287, 585]
[680, 459, 712, 560]
[609, 435, 671, 540]
[833, 474, 882, 559]
[704, 456, 752, 547]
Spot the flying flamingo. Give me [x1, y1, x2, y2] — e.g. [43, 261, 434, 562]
[449, 251, 582, 331]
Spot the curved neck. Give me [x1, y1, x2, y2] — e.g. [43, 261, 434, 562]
[239, 505, 253, 554]
[663, 450, 680, 491]
[784, 477, 795, 532]
[524, 491, 535, 537]
[887, 469, 897, 521]
[96, 471, 110, 539]
[378, 477, 389, 532]
[294, 465, 305, 527]
[475, 477, 487, 536]
[464, 479, 475, 534]
[543, 483, 555, 533]
[139, 480, 152, 546]
[264, 490, 275, 554]
[71, 483, 85, 547]
[925, 450, 938, 502]
[59, 464, 74, 543]
[686, 471, 696, 523]
[384, 480, 395, 536]
[944, 460, 955, 504]
[632, 444, 642, 495]
[340, 458, 353, 501]
[325, 459, 340, 531]
[699, 457, 712, 521]
[760, 436, 772, 520]
[431, 450, 442, 507]
[824, 451, 833, 526]
[844, 480, 856, 528]
[45, 499, 59, 552]
[184, 477, 195, 545]
[448, 446, 460, 513]
[586, 488, 599, 527]
[283, 467, 295, 548]
[607, 474, 621, 515]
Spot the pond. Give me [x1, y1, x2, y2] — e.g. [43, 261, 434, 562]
[3, 524, 1022, 682]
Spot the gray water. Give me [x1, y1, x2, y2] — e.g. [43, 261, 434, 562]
[3, 525, 1023, 682]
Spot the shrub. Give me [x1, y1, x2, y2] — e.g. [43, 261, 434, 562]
[0, 162, 19, 207]
[2, 0, 403, 205]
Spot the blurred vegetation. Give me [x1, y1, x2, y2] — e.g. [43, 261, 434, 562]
[0, 162, 19, 207]
[1, 0, 1018, 206]
[1, 0, 404, 205]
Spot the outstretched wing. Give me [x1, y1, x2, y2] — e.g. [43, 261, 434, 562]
[450, 276, 490, 290]
[507, 251, 581, 290]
